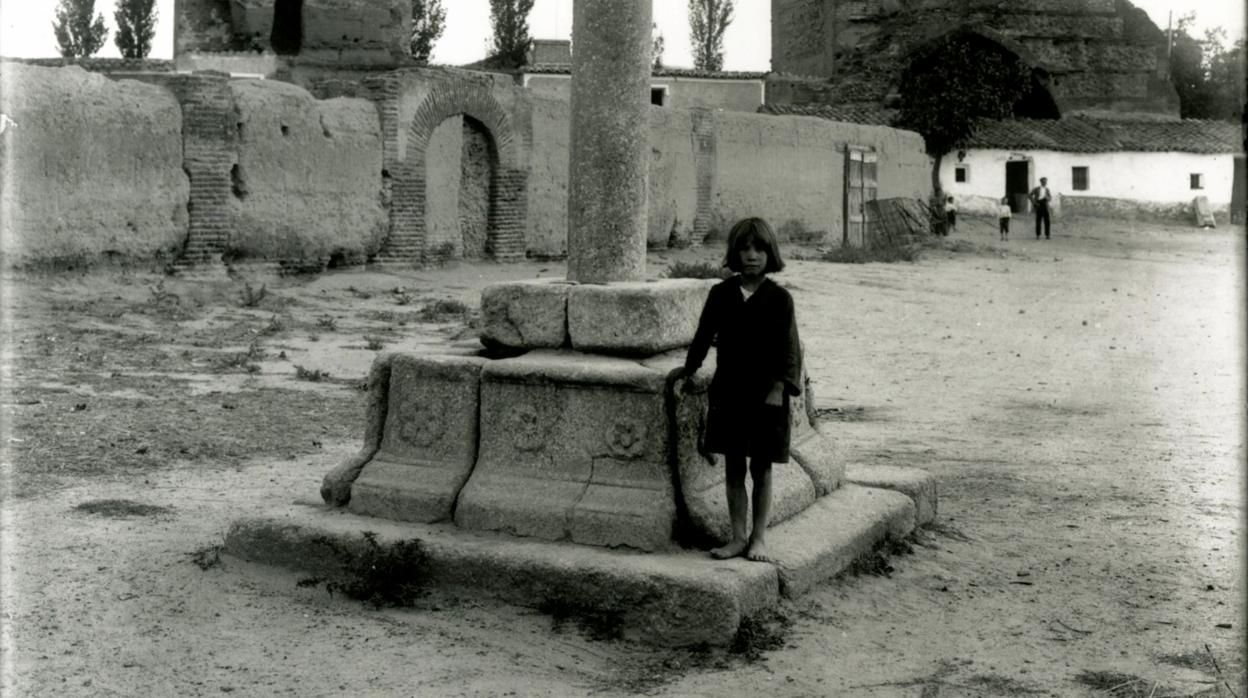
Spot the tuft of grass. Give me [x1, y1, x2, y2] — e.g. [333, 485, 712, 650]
[537, 598, 626, 642]
[315, 316, 338, 331]
[74, 499, 172, 518]
[189, 544, 223, 570]
[393, 288, 414, 306]
[416, 298, 470, 323]
[844, 535, 915, 578]
[293, 365, 330, 382]
[346, 286, 372, 300]
[666, 260, 729, 279]
[313, 532, 426, 609]
[730, 610, 791, 661]
[822, 242, 922, 264]
[1074, 670, 1169, 697]
[363, 335, 385, 351]
[260, 315, 286, 336]
[239, 281, 267, 308]
[426, 241, 457, 264]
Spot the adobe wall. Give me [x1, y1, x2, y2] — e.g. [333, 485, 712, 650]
[176, 0, 409, 63]
[523, 74, 765, 113]
[228, 80, 386, 262]
[0, 64, 188, 266]
[709, 112, 930, 243]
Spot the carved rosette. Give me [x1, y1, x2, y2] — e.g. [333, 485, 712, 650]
[512, 403, 545, 452]
[607, 419, 646, 459]
[397, 396, 446, 447]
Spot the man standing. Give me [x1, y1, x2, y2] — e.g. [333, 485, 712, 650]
[1030, 177, 1052, 240]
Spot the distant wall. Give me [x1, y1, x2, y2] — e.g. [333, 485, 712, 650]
[228, 80, 386, 262]
[0, 64, 188, 265]
[709, 112, 930, 244]
[523, 73, 765, 112]
[525, 99, 930, 256]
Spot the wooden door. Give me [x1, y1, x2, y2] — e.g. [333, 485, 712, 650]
[844, 147, 878, 245]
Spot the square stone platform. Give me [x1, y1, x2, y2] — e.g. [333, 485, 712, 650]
[224, 483, 919, 646]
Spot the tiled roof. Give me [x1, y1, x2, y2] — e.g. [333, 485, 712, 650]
[760, 104, 1242, 154]
[759, 103, 899, 126]
[963, 117, 1242, 154]
[522, 63, 768, 80]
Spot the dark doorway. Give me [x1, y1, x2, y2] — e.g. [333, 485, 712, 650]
[270, 0, 303, 55]
[1005, 160, 1030, 213]
[459, 117, 496, 259]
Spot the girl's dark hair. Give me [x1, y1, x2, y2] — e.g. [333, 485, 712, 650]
[724, 217, 784, 274]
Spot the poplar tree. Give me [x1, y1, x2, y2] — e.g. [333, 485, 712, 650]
[688, 0, 733, 71]
[52, 0, 109, 58]
[652, 22, 665, 70]
[488, 0, 536, 69]
[410, 0, 446, 64]
[114, 0, 157, 59]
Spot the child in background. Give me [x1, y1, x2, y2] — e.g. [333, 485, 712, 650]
[679, 218, 803, 563]
[944, 195, 958, 234]
[998, 196, 1012, 241]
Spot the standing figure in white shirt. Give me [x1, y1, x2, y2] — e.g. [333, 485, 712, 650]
[1029, 177, 1052, 240]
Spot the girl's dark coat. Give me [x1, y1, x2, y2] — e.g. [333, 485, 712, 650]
[683, 275, 803, 463]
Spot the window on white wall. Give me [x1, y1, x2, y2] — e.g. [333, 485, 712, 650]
[1190, 173, 1204, 190]
[954, 165, 969, 183]
[650, 86, 668, 107]
[1072, 166, 1089, 191]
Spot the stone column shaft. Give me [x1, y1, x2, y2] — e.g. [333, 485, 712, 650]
[567, 0, 652, 284]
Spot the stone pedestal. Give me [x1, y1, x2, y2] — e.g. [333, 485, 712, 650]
[454, 351, 676, 551]
[347, 354, 485, 522]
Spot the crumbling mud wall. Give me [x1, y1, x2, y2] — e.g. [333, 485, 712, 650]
[176, 0, 409, 62]
[228, 80, 386, 262]
[707, 111, 929, 244]
[0, 64, 188, 266]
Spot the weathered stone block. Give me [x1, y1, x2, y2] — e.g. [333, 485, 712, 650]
[767, 484, 916, 597]
[479, 279, 573, 350]
[844, 464, 938, 526]
[455, 351, 676, 550]
[348, 354, 486, 522]
[568, 279, 714, 355]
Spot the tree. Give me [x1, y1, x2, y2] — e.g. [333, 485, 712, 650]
[652, 22, 665, 71]
[53, 0, 108, 58]
[895, 32, 1034, 195]
[410, 0, 446, 64]
[1169, 14, 1245, 121]
[488, 0, 535, 69]
[688, 0, 732, 71]
[113, 0, 157, 58]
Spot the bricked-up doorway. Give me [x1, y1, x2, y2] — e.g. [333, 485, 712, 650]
[459, 117, 495, 259]
[383, 82, 527, 265]
[270, 0, 303, 55]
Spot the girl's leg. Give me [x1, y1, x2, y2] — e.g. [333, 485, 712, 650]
[746, 459, 774, 562]
[711, 454, 750, 559]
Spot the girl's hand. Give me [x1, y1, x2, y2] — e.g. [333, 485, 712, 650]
[764, 382, 785, 406]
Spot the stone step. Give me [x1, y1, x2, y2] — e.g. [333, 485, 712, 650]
[223, 482, 915, 646]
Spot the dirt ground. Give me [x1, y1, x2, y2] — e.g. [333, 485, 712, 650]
[1, 215, 1244, 697]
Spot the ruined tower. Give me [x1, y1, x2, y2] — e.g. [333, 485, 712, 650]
[770, 0, 1179, 119]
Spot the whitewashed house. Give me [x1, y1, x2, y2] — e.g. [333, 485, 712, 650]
[940, 117, 1242, 221]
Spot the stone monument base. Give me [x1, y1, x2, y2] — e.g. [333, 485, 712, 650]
[224, 480, 928, 646]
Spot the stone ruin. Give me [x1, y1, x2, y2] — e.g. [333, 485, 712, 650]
[769, 0, 1179, 119]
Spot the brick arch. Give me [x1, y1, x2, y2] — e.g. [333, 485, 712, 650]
[380, 82, 528, 264]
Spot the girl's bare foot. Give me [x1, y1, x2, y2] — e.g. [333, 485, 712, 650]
[710, 539, 749, 559]
[745, 541, 774, 563]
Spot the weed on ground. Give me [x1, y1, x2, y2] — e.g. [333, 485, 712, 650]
[73, 499, 173, 518]
[304, 532, 426, 609]
[665, 260, 729, 279]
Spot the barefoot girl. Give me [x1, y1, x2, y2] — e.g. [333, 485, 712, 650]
[679, 217, 802, 562]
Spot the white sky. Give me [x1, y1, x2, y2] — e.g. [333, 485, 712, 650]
[0, 0, 1242, 68]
